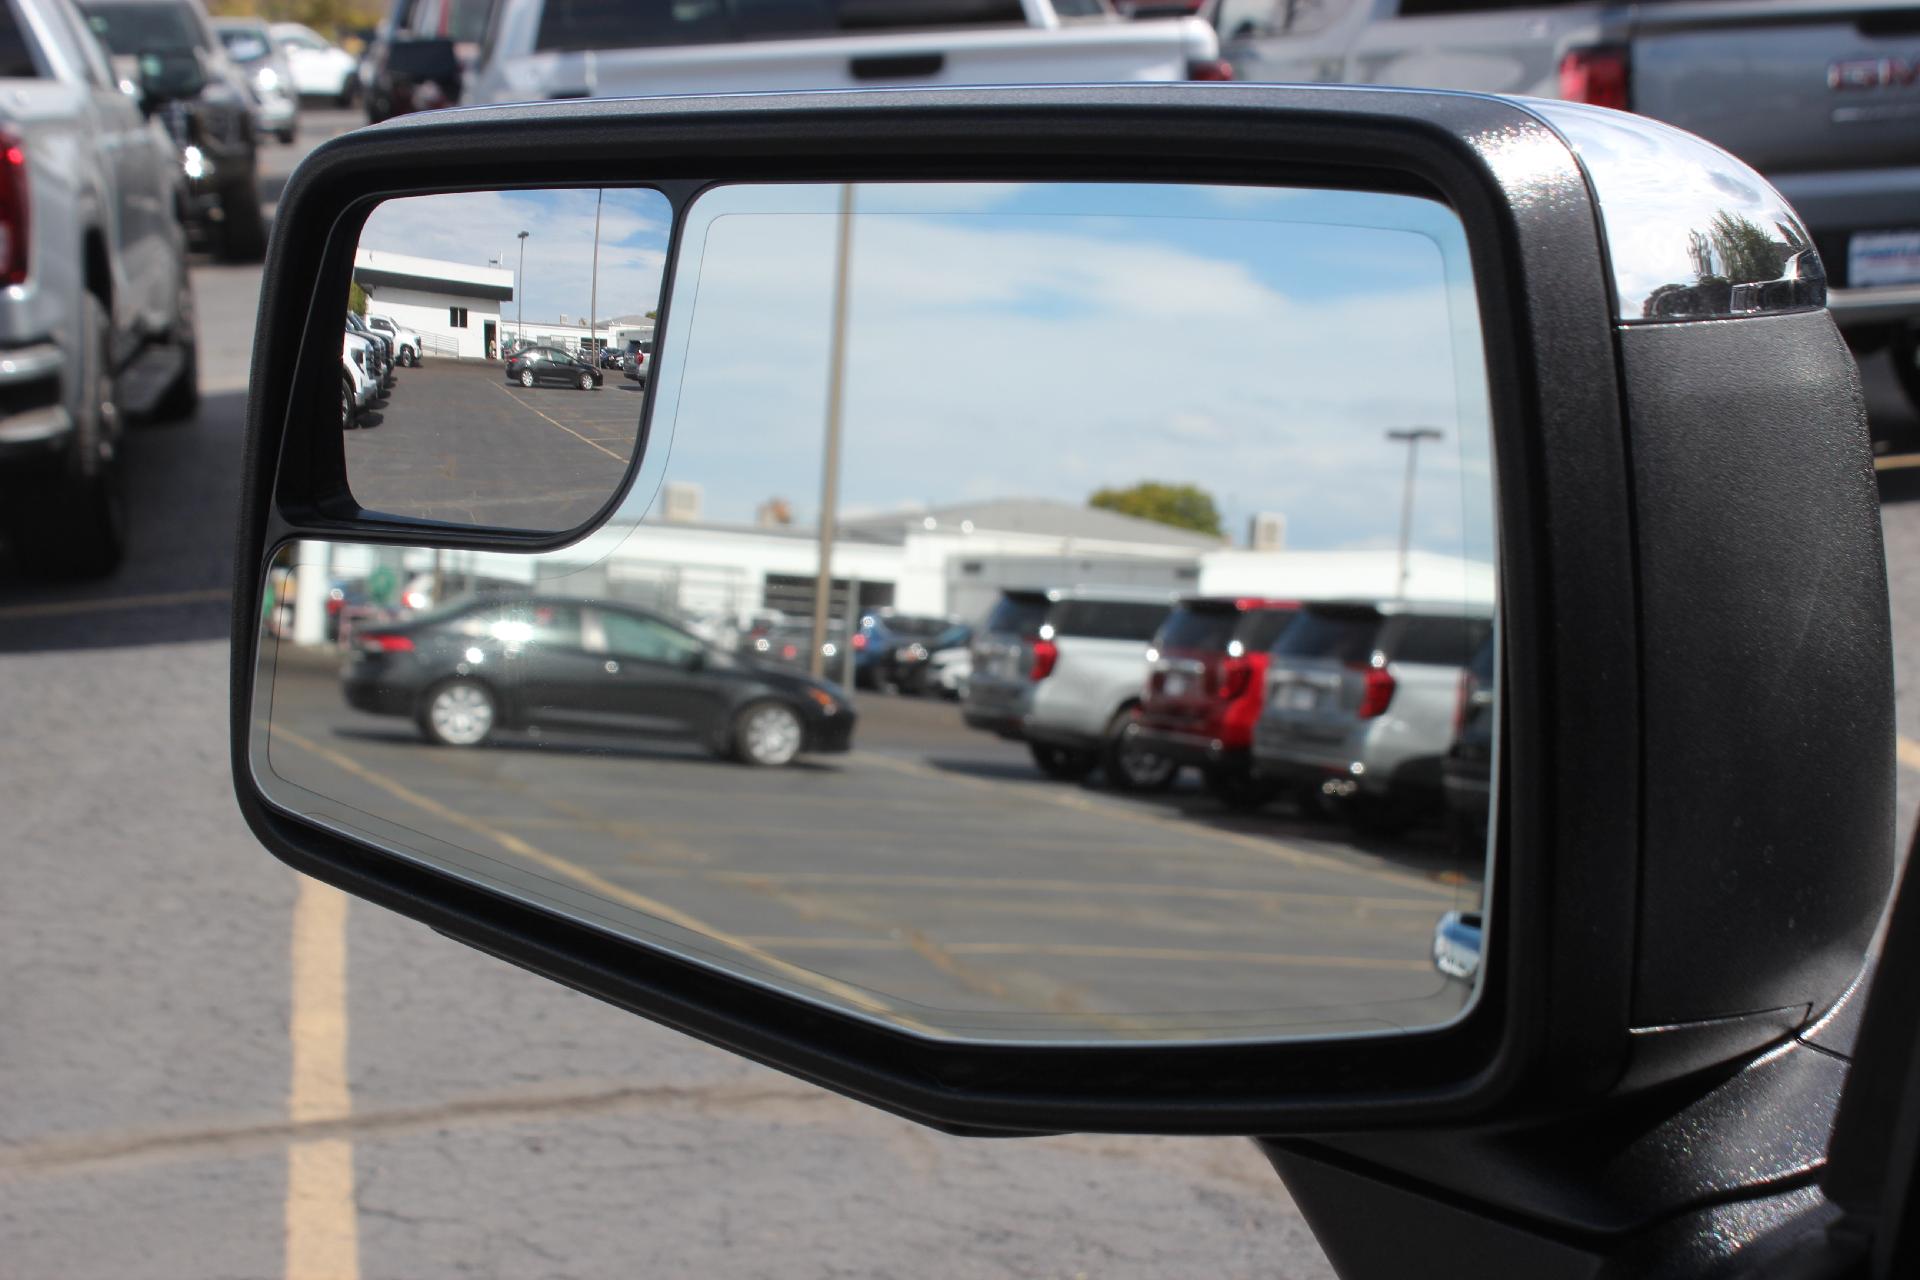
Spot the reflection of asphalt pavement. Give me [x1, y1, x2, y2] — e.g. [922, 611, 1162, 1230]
[345, 361, 641, 529]
[263, 651, 1479, 1038]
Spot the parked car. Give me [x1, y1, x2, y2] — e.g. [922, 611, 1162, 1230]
[851, 610, 953, 690]
[1252, 599, 1493, 834]
[212, 17, 295, 142]
[897, 624, 973, 698]
[341, 596, 857, 766]
[1132, 595, 1300, 808]
[1211, 0, 1920, 424]
[78, 0, 265, 261]
[1442, 631, 1496, 862]
[1016, 587, 1177, 789]
[341, 332, 377, 427]
[744, 620, 849, 673]
[960, 587, 1054, 741]
[506, 344, 602, 389]
[344, 318, 391, 390]
[360, 0, 462, 125]
[0, 0, 197, 577]
[623, 338, 651, 383]
[598, 346, 624, 370]
[269, 22, 357, 104]
[464, 0, 1228, 106]
[365, 313, 421, 366]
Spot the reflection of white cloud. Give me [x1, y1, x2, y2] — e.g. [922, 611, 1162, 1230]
[643, 187, 1495, 563]
[359, 189, 670, 326]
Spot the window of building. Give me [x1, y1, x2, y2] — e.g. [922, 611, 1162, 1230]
[449, 306, 469, 328]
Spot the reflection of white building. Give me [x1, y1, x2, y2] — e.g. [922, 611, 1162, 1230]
[1199, 549, 1497, 607]
[353, 249, 511, 360]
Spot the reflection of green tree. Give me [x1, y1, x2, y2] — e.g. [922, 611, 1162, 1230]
[348, 281, 368, 317]
[1707, 212, 1789, 283]
[1089, 482, 1222, 537]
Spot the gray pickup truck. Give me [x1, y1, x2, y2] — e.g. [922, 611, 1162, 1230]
[0, 0, 196, 577]
[1214, 0, 1920, 418]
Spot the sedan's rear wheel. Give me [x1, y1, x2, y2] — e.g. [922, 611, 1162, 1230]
[519, 369, 535, 388]
[419, 679, 496, 747]
[733, 701, 804, 766]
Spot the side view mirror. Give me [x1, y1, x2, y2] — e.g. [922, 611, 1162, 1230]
[136, 47, 206, 111]
[234, 86, 1894, 1271]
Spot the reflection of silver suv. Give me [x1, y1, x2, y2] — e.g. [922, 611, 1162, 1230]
[1018, 587, 1177, 791]
[1252, 600, 1492, 832]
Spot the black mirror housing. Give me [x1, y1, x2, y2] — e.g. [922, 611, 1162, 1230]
[230, 86, 1890, 1137]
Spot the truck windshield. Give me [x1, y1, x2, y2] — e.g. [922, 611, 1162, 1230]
[535, 0, 1027, 53]
[81, 2, 206, 55]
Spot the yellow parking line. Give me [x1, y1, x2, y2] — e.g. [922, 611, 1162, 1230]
[743, 936, 1429, 971]
[0, 586, 228, 620]
[1875, 453, 1920, 471]
[285, 877, 358, 1280]
[269, 724, 936, 1034]
[1899, 735, 1920, 772]
[853, 752, 1452, 896]
[488, 379, 626, 463]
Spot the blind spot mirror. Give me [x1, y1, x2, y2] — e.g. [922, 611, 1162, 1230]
[257, 179, 1496, 1045]
[341, 188, 671, 531]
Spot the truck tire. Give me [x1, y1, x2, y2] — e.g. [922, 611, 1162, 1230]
[8, 295, 125, 578]
[1102, 707, 1177, 793]
[219, 175, 268, 263]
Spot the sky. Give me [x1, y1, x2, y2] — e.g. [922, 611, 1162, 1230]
[623, 181, 1495, 564]
[358, 188, 672, 328]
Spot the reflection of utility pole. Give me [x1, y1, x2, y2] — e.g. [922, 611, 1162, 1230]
[809, 184, 855, 681]
[515, 229, 529, 343]
[1388, 427, 1442, 600]
[588, 189, 602, 359]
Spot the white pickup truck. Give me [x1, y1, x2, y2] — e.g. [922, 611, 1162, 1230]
[0, 0, 196, 578]
[463, 0, 1228, 105]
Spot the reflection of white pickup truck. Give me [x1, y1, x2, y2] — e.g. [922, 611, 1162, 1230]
[0, 0, 197, 578]
[464, 0, 1228, 104]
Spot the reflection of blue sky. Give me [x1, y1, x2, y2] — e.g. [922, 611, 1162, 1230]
[616, 181, 1493, 565]
[358, 188, 671, 326]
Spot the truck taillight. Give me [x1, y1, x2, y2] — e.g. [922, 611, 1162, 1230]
[1030, 638, 1058, 681]
[1187, 58, 1234, 82]
[0, 133, 27, 287]
[1559, 45, 1630, 112]
[1352, 662, 1396, 719]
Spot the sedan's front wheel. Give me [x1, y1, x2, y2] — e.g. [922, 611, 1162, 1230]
[418, 679, 497, 747]
[733, 701, 804, 766]
[579, 371, 594, 390]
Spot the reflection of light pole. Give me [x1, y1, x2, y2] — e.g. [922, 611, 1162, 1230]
[588, 189, 602, 361]
[1388, 427, 1442, 600]
[515, 229, 529, 344]
[809, 184, 855, 681]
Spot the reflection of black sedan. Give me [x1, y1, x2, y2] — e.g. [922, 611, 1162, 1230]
[342, 597, 855, 766]
[505, 346, 604, 390]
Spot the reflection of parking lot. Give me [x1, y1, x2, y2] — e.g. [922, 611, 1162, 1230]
[344, 360, 643, 529]
[265, 653, 1479, 1038]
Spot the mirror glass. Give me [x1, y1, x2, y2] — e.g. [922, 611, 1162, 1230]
[257, 181, 1496, 1044]
[341, 188, 672, 530]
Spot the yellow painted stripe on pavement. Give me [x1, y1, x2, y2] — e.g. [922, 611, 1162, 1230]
[0, 586, 229, 620]
[488, 379, 626, 462]
[1899, 735, 1920, 772]
[270, 724, 937, 1034]
[285, 876, 358, 1280]
[1875, 453, 1920, 471]
[744, 936, 1431, 971]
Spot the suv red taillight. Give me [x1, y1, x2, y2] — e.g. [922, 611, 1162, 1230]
[1216, 656, 1252, 700]
[0, 133, 28, 287]
[1559, 45, 1630, 111]
[1187, 58, 1234, 81]
[1353, 662, 1396, 719]
[1029, 638, 1058, 681]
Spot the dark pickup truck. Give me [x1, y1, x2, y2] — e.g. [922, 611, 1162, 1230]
[1215, 0, 1920, 419]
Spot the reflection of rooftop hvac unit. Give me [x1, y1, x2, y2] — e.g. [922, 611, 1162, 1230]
[1249, 511, 1286, 552]
[662, 481, 703, 524]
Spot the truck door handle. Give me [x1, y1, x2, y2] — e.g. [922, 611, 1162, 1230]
[850, 54, 943, 80]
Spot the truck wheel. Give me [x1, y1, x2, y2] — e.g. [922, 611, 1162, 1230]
[8, 295, 125, 578]
[1029, 742, 1095, 781]
[1102, 709, 1177, 793]
[340, 374, 356, 430]
[219, 176, 268, 263]
[152, 277, 199, 422]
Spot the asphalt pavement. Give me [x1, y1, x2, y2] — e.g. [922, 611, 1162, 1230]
[7, 111, 1920, 1280]
[0, 113, 1339, 1279]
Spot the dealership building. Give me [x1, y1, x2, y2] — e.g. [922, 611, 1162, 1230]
[351, 249, 654, 361]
